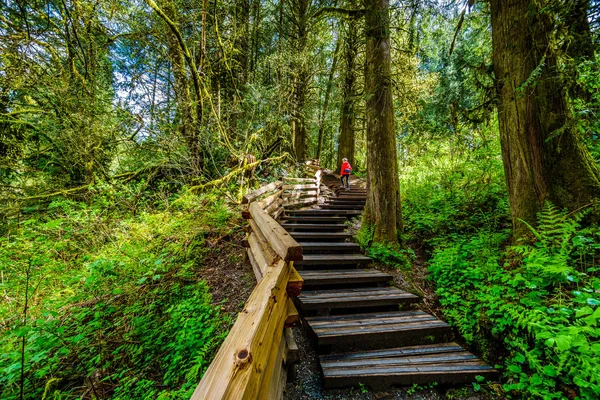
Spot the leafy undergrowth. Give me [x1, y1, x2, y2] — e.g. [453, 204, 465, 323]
[0, 186, 250, 399]
[429, 204, 600, 399]
[360, 138, 600, 399]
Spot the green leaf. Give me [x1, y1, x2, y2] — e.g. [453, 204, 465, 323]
[554, 336, 572, 351]
[508, 364, 522, 373]
[543, 365, 558, 377]
[514, 352, 526, 364]
[576, 306, 593, 318]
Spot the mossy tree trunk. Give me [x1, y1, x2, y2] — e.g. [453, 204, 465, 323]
[152, 0, 203, 173]
[490, 0, 600, 238]
[363, 0, 403, 243]
[337, 18, 359, 173]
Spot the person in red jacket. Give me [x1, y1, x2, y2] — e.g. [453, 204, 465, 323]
[340, 158, 352, 191]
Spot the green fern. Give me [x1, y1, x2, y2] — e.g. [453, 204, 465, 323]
[513, 202, 589, 286]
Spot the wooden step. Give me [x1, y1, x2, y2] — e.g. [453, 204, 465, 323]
[321, 204, 365, 210]
[295, 254, 372, 267]
[280, 216, 347, 224]
[297, 242, 361, 253]
[281, 223, 347, 232]
[320, 343, 498, 389]
[305, 310, 451, 349]
[326, 200, 366, 205]
[297, 287, 419, 311]
[299, 269, 392, 287]
[290, 232, 353, 242]
[336, 190, 367, 194]
[285, 210, 362, 217]
[336, 191, 367, 195]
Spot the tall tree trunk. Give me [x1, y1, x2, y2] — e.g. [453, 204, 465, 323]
[292, 74, 308, 161]
[290, 0, 310, 161]
[490, 0, 600, 238]
[363, 0, 403, 243]
[317, 36, 340, 161]
[337, 19, 358, 173]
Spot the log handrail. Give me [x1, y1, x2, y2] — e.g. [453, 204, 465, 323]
[192, 163, 323, 399]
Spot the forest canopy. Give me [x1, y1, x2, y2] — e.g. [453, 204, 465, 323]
[2, 0, 600, 399]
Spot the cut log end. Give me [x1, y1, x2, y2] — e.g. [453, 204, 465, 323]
[235, 349, 252, 369]
[285, 246, 303, 262]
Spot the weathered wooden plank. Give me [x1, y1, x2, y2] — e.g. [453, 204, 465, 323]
[280, 223, 346, 231]
[282, 198, 318, 208]
[299, 272, 392, 287]
[284, 328, 299, 364]
[265, 198, 284, 216]
[283, 184, 318, 190]
[257, 190, 282, 210]
[295, 254, 373, 266]
[283, 177, 316, 182]
[272, 206, 284, 220]
[286, 266, 303, 297]
[320, 343, 465, 362]
[282, 190, 318, 199]
[285, 299, 300, 328]
[247, 248, 263, 281]
[249, 202, 303, 261]
[242, 181, 283, 204]
[266, 330, 288, 400]
[289, 232, 353, 239]
[248, 230, 277, 273]
[192, 260, 291, 399]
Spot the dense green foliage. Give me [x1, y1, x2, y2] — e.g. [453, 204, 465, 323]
[429, 204, 600, 399]
[0, 187, 243, 399]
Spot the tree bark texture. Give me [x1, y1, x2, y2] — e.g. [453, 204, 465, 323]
[490, 0, 600, 238]
[337, 19, 359, 173]
[363, 0, 403, 243]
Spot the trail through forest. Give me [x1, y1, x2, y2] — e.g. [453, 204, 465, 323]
[2, 0, 600, 399]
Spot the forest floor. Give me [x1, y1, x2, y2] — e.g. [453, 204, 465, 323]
[200, 232, 255, 316]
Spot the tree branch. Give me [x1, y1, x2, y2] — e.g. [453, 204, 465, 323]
[312, 7, 366, 20]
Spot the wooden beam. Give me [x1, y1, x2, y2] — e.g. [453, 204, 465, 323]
[192, 260, 291, 399]
[272, 207, 284, 220]
[249, 219, 279, 266]
[247, 248, 263, 281]
[249, 202, 303, 261]
[242, 181, 283, 204]
[257, 190, 282, 210]
[282, 190, 318, 199]
[265, 198, 284, 216]
[267, 331, 288, 400]
[285, 299, 300, 328]
[286, 266, 303, 297]
[283, 198, 317, 208]
[283, 177, 316, 182]
[284, 328, 299, 364]
[283, 184, 318, 190]
[248, 232, 276, 276]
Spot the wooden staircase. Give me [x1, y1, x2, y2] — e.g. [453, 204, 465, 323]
[282, 178, 497, 390]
